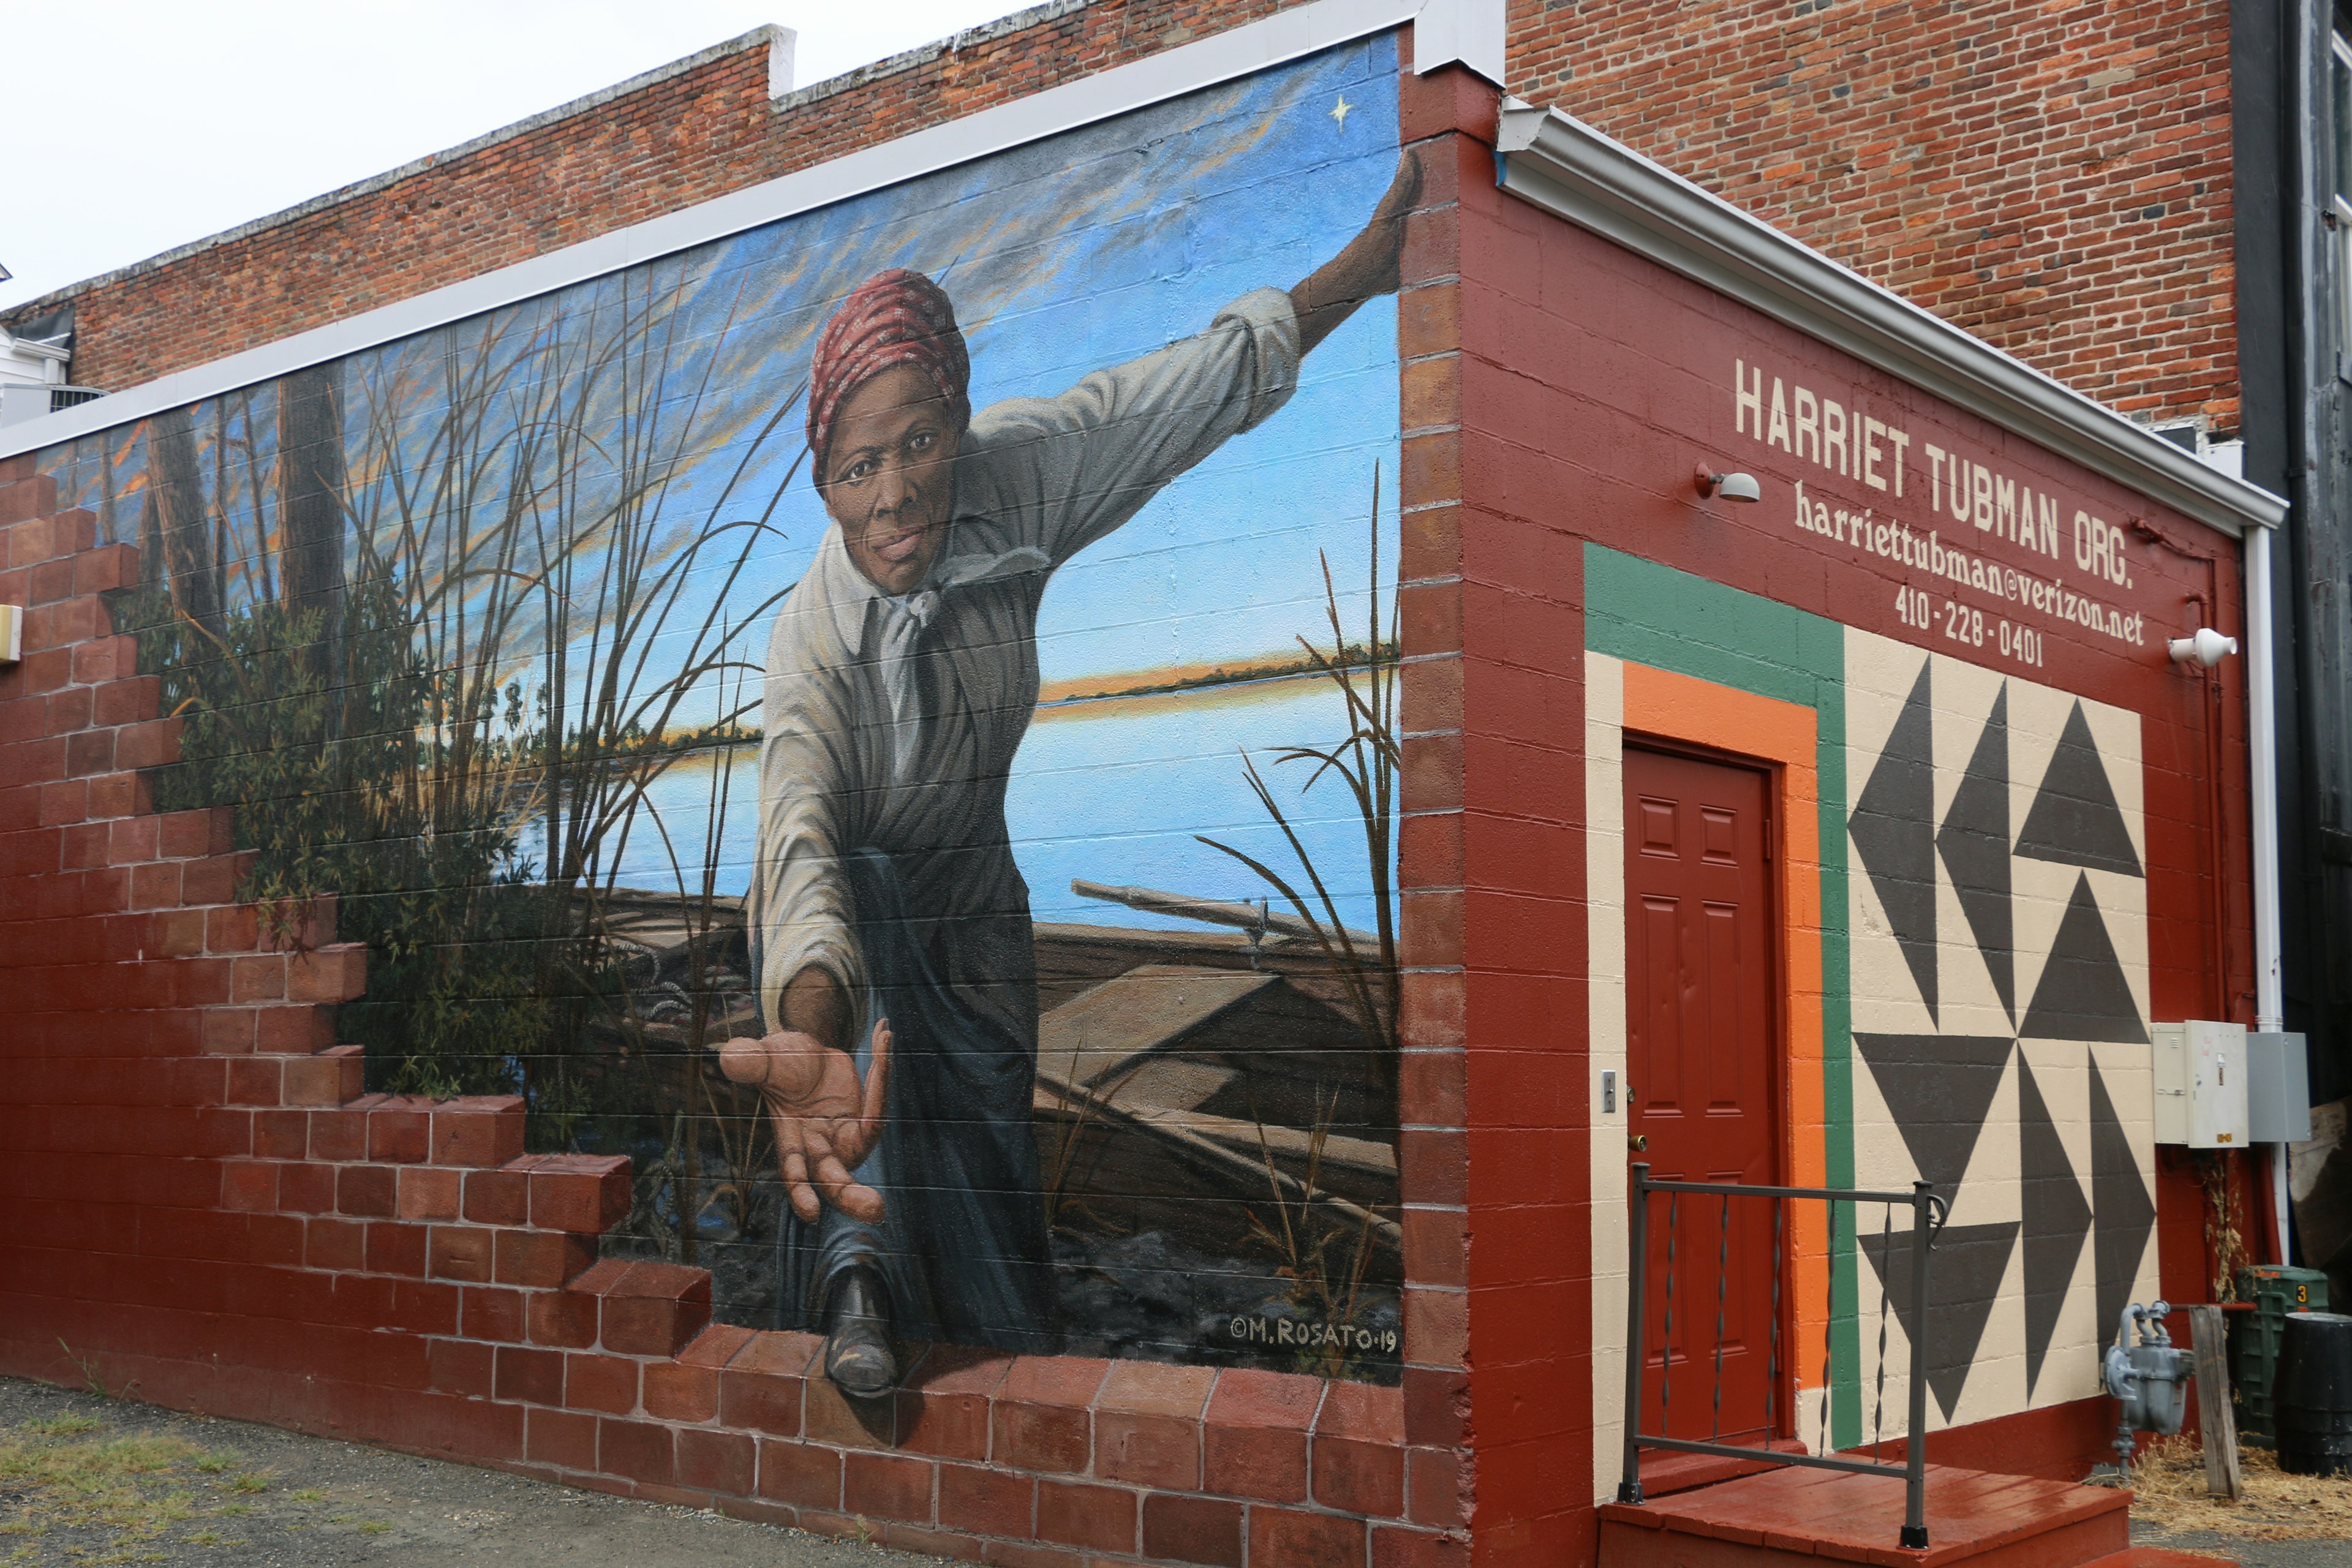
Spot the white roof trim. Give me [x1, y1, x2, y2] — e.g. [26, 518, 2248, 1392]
[1495, 101, 2287, 537]
[0, 333, 70, 366]
[0, 0, 1502, 461]
[1404, 0, 1502, 82]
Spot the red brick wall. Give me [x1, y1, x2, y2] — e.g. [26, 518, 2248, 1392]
[1506, 0, 2240, 435]
[16, 1, 1315, 396]
[1389, 52, 1493, 1564]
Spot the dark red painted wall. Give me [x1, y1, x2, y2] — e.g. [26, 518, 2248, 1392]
[1429, 67, 2261, 1568]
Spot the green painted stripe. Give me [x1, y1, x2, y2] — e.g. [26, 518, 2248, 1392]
[1583, 544, 1863, 1450]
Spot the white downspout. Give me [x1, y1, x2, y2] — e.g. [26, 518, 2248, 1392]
[2245, 520, 2291, 1263]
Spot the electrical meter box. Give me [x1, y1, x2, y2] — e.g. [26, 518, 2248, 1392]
[2151, 1020, 2250, 1147]
[2246, 1031, 2313, 1144]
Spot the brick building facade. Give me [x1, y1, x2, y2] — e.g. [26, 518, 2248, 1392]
[17, 2, 2323, 1083]
[1495, 0, 2352, 1125]
[0, 4, 2312, 1567]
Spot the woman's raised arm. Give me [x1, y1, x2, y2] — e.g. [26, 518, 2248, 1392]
[1289, 146, 1425, 356]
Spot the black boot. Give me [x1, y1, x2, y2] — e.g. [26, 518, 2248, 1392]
[823, 1265, 897, 1398]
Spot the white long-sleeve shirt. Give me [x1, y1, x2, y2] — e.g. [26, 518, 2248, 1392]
[750, 287, 1303, 1036]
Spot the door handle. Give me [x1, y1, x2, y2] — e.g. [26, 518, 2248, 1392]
[1628, 1134, 1648, 1152]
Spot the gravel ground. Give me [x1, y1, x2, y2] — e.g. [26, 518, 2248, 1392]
[7, 1368, 2345, 1567]
[0, 1375, 945, 1567]
[2130, 1521, 2351, 1567]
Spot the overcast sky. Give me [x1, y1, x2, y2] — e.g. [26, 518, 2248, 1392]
[0, 1, 1023, 315]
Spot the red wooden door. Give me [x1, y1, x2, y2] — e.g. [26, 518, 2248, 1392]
[1624, 745, 1781, 1443]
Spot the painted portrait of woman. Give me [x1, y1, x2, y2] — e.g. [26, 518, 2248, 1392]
[732, 148, 1421, 1396]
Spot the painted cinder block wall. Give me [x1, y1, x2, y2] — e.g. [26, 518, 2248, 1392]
[0, 466, 1464, 1568]
[0, 20, 2265, 1568]
[1434, 62, 2257, 1562]
[0, 29, 1489, 1568]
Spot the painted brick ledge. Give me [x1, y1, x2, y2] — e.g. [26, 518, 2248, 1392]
[0, 478, 1473, 1568]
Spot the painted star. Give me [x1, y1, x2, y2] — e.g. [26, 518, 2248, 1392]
[1330, 94, 1352, 129]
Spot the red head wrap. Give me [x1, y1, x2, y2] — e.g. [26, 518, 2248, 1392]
[806, 268, 971, 485]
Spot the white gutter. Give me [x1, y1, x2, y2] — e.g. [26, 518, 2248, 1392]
[1494, 100, 2289, 540]
[2247, 522, 2292, 1263]
[2249, 524, 2284, 1039]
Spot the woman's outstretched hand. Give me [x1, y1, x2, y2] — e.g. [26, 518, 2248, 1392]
[1291, 145, 1427, 355]
[720, 1017, 893, 1224]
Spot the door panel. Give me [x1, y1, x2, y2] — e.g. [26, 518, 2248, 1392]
[1624, 745, 1779, 1442]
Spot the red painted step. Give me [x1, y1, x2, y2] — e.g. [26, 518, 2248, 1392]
[1599, 1461, 2130, 1568]
[1637, 1439, 1814, 1499]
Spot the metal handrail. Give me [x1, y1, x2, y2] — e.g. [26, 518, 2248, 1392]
[1619, 1164, 1949, 1550]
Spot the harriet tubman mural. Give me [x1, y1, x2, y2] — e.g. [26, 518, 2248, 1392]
[40, 38, 1409, 1391]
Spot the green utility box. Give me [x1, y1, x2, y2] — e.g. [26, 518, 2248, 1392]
[2231, 1265, 2331, 1442]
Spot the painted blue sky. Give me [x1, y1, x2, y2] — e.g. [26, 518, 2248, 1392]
[55, 34, 1402, 696]
[651, 31, 1408, 690]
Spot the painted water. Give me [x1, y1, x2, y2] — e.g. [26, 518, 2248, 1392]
[606, 673, 1392, 936]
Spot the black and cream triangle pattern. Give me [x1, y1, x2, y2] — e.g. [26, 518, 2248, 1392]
[1844, 639, 2154, 1431]
[1937, 685, 2013, 1024]
[1848, 666, 2144, 1040]
[1861, 1217, 2021, 1423]
[2019, 875, 2149, 1044]
[2016, 702, 2144, 876]
[1851, 663, 1940, 1022]
[1849, 1038, 2159, 1412]
[2016, 1054, 2092, 1396]
[1855, 1033, 2012, 1199]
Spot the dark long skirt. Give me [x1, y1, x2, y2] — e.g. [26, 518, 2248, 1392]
[771, 847, 1060, 1353]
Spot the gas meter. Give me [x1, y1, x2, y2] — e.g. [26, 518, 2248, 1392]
[2101, 1300, 2193, 1469]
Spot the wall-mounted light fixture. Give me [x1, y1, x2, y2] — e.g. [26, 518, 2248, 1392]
[0, 603, 21, 665]
[1694, 466, 1762, 503]
[2168, 627, 2237, 668]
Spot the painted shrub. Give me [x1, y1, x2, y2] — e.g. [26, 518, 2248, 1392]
[41, 39, 1409, 1379]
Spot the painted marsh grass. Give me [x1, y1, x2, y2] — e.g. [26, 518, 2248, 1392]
[103, 248, 809, 1142]
[1198, 466, 1401, 1084]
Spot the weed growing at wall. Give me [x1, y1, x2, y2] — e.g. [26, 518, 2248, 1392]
[1200, 469, 1404, 1376]
[0, 1416, 254, 1558]
[1246, 1084, 1383, 1379]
